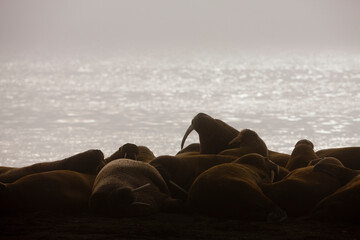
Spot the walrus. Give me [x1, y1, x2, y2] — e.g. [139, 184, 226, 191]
[261, 157, 344, 217]
[89, 159, 181, 216]
[219, 129, 268, 158]
[285, 139, 318, 171]
[181, 113, 239, 154]
[105, 143, 155, 164]
[149, 154, 238, 200]
[268, 150, 290, 168]
[316, 147, 360, 170]
[0, 149, 104, 183]
[310, 161, 360, 222]
[188, 153, 286, 221]
[0, 170, 95, 213]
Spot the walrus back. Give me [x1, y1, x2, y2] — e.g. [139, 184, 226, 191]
[0, 170, 95, 213]
[0, 149, 104, 183]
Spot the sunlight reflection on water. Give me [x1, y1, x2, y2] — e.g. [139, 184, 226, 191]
[0, 53, 359, 166]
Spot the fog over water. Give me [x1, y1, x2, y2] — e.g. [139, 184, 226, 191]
[0, 1, 359, 166]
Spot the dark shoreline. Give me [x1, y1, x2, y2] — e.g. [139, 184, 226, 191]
[1, 213, 359, 240]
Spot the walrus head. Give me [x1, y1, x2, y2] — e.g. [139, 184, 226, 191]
[181, 113, 239, 154]
[104, 143, 139, 165]
[234, 153, 279, 183]
[229, 129, 259, 145]
[62, 149, 104, 175]
[119, 143, 139, 160]
[228, 128, 269, 157]
[89, 183, 155, 216]
[295, 139, 314, 149]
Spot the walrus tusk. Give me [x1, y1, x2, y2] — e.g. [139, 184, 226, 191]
[228, 134, 241, 146]
[131, 202, 152, 207]
[308, 157, 324, 166]
[169, 180, 188, 195]
[267, 159, 279, 183]
[0, 182, 7, 191]
[124, 152, 137, 160]
[132, 183, 151, 192]
[181, 124, 195, 149]
[270, 170, 275, 183]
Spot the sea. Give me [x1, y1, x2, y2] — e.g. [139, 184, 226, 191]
[1, 51, 359, 166]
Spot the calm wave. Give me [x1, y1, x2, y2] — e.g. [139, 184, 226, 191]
[0, 53, 359, 166]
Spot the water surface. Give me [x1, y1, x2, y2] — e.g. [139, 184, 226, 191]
[0, 53, 359, 166]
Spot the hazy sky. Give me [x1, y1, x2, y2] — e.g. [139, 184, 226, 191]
[0, 0, 359, 54]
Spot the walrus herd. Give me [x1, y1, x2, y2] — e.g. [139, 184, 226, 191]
[1, 112, 359, 223]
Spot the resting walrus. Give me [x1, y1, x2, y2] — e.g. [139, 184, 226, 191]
[309, 159, 360, 222]
[0, 149, 104, 183]
[0, 170, 95, 213]
[181, 113, 239, 154]
[188, 153, 285, 221]
[316, 147, 360, 170]
[285, 139, 318, 171]
[219, 129, 268, 158]
[149, 154, 238, 200]
[89, 159, 180, 216]
[262, 157, 344, 217]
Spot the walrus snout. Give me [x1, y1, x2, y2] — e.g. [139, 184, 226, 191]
[89, 191, 107, 214]
[110, 187, 135, 206]
[89, 187, 136, 215]
[119, 143, 139, 160]
[93, 149, 105, 159]
[90, 184, 156, 216]
[85, 149, 105, 164]
[267, 206, 288, 223]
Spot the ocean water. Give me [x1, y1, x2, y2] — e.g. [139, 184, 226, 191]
[0, 52, 359, 167]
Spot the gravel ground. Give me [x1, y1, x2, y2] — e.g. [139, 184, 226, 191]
[1, 212, 359, 240]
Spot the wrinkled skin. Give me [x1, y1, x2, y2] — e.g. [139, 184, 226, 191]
[89, 159, 181, 217]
